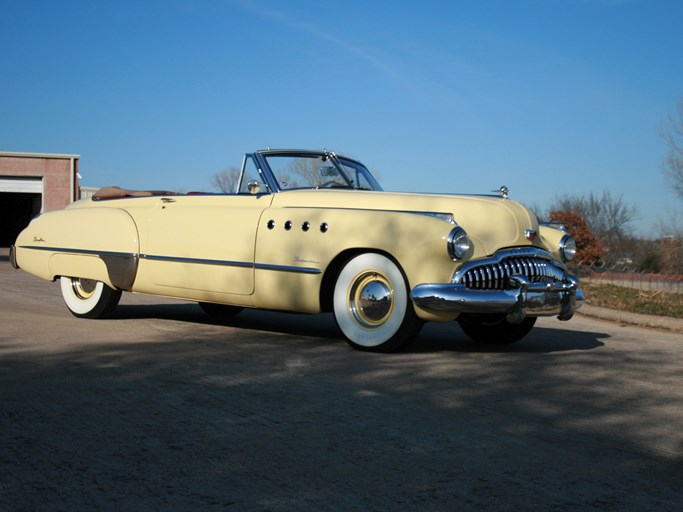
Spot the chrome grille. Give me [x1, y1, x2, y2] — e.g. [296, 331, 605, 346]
[457, 256, 566, 290]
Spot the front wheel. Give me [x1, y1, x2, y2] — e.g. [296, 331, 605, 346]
[457, 314, 537, 344]
[60, 277, 122, 319]
[333, 253, 422, 352]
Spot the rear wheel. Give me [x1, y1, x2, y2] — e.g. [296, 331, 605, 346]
[60, 277, 121, 319]
[333, 253, 422, 352]
[458, 314, 536, 344]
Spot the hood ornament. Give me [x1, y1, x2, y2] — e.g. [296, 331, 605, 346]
[493, 185, 509, 199]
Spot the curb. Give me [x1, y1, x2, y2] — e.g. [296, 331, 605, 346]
[577, 304, 683, 334]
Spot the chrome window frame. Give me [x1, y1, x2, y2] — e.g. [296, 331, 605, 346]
[239, 153, 276, 194]
[250, 149, 382, 193]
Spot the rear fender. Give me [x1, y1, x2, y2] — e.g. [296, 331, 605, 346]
[14, 207, 140, 290]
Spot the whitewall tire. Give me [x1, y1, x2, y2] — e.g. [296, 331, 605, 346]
[333, 253, 422, 352]
[60, 277, 122, 319]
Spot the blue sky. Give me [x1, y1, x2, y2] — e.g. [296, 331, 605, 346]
[2, 0, 682, 236]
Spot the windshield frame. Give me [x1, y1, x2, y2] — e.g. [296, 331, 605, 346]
[332, 154, 383, 192]
[249, 149, 383, 193]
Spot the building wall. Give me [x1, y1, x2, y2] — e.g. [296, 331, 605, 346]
[0, 152, 80, 246]
[0, 152, 79, 211]
[79, 186, 99, 200]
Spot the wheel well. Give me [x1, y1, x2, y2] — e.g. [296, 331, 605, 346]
[319, 248, 400, 313]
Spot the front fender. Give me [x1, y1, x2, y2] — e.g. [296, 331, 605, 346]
[14, 207, 140, 290]
[252, 207, 459, 313]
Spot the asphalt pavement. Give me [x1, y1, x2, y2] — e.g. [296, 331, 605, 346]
[2, 249, 683, 511]
[2, 246, 681, 333]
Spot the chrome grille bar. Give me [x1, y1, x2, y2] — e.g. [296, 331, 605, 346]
[455, 250, 568, 290]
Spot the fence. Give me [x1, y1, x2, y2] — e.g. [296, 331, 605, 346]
[572, 264, 683, 294]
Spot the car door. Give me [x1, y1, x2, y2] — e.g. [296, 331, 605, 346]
[143, 192, 273, 296]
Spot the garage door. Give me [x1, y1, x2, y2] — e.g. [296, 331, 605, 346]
[0, 177, 43, 193]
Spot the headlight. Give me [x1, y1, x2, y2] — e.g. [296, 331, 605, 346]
[559, 234, 576, 262]
[447, 227, 471, 260]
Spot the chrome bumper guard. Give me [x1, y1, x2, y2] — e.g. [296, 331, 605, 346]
[411, 274, 584, 323]
[9, 245, 19, 270]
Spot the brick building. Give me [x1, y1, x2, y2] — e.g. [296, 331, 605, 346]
[0, 152, 80, 246]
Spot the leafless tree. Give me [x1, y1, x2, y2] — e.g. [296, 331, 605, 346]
[288, 158, 322, 188]
[661, 99, 683, 201]
[551, 191, 638, 263]
[655, 209, 683, 239]
[211, 166, 241, 193]
[554, 192, 637, 238]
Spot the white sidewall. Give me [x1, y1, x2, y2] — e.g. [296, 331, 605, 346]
[333, 253, 408, 347]
[60, 277, 104, 315]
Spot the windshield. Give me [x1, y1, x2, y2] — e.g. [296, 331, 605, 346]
[263, 153, 381, 191]
[336, 157, 382, 191]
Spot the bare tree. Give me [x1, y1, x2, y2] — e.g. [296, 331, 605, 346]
[554, 192, 638, 239]
[661, 99, 683, 201]
[551, 191, 638, 263]
[211, 166, 241, 193]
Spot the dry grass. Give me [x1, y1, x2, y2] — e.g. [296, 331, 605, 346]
[583, 283, 683, 319]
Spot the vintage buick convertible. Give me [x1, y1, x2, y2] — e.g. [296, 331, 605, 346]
[10, 149, 584, 352]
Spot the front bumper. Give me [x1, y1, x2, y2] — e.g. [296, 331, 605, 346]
[411, 274, 584, 323]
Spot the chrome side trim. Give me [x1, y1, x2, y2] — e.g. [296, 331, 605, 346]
[139, 254, 321, 275]
[406, 211, 455, 223]
[282, 206, 456, 223]
[17, 245, 137, 259]
[19, 245, 321, 275]
[140, 253, 252, 268]
[17, 245, 139, 290]
[255, 262, 321, 274]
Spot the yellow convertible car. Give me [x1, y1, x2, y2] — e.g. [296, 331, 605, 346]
[10, 149, 583, 352]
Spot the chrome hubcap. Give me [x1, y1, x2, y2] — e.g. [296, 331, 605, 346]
[349, 273, 394, 328]
[71, 278, 97, 300]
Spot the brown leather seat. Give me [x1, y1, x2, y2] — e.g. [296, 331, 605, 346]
[92, 186, 177, 200]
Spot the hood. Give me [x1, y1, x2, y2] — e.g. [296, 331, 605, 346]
[270, 189, 539, 256]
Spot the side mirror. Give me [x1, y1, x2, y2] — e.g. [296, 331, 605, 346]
[247, 181, 261, 194]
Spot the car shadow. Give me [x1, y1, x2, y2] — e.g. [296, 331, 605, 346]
[114, 303, 344, 340]
[409, 322, 607, 354]
[113, 303, 607, 354]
